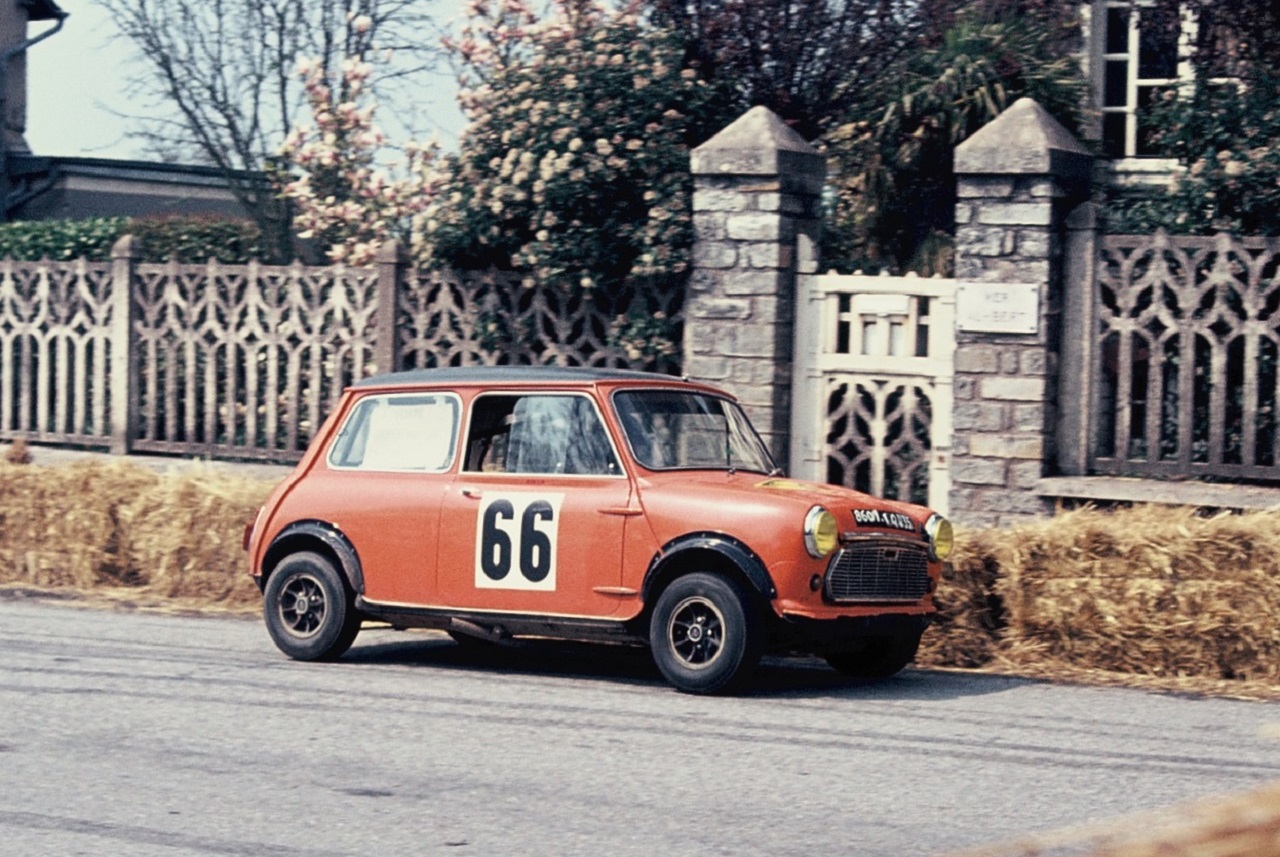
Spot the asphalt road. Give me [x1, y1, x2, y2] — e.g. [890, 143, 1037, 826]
[2, 598, 1278, 857]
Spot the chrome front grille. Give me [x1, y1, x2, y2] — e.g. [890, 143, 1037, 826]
[825, 540, 931, 603]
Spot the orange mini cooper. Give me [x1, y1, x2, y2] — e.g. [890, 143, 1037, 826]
[245, 367, 953, 694]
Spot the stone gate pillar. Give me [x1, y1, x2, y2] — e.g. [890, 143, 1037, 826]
[950, 98, 1093, 526]
[684, 106, 825, 464]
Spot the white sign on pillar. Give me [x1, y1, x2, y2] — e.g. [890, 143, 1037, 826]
[955, 281, 1041, 335]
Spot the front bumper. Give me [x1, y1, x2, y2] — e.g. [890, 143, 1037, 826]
[772, 611, 933, 653]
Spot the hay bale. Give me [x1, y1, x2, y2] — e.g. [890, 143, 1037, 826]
[0, 459, 275, 609]
[944, 779, 1280, 857]
[993, 506, 1280, 683]
[123, 466, 276, 608]
[0, 459, 160, 588]
[3, 456, 1280, 692]
[917, 528, 1006, 668]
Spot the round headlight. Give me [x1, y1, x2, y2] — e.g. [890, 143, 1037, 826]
[803, 506, 839, 558]
[924, 513, 954, 562]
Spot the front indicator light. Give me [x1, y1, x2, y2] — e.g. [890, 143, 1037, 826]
[924, 513, 954, 562]
[803, 506, 838, 558]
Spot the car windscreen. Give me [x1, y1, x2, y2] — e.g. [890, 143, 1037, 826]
[612, 389, 775, 473]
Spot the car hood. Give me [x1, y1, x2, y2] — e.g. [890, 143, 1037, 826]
[635, 470, 932, 541]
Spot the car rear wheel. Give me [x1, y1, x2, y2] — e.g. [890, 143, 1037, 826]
[649, 572, 761, 695]
[824, 631, 922, 680]
[264, 551, 361, 661]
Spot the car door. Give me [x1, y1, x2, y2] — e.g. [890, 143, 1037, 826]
[318, 390, 460, 606]
[435, 391, 633, 618]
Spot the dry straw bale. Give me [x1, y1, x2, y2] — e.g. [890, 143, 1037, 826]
[0, 459, 276, 607]
[124, 466, 275, 608]
[0, 459, 160, 588]
[992, 505, 1280, 682]
[7, 457, 1280, 690]
[917, 527, 1005, 668]
[4, 438, 32, 464]
[946, 779, 1280, 857]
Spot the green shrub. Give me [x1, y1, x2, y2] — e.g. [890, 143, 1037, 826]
[423, 5, 737, 292]
[0, 217, 126, 261]
[130, 216, 265, 264]
[0, 216, 265, 263]
[1106, 71, 1280, 236]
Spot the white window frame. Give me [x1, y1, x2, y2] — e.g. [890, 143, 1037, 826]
[1086, 1, 1196, 165]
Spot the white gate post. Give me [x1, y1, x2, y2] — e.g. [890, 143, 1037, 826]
[928, 288, 956, 514]
[789, 272, 825, 481]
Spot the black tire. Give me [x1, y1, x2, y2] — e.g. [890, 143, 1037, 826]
[649, 572, 761, 695]
[824, 631, 922, 680]
[263, 551, 362, 661]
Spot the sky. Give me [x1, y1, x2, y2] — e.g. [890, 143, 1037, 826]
[27, 1, 139, 158]
[26, 0, 467, 162]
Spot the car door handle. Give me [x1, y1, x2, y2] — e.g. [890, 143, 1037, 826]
[598, 506, 643, 517]
[461, 487, 483, 499]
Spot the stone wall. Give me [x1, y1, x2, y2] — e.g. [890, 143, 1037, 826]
[949, 98, 1093, 527]
[685, 99, 1100, 524]
[684, 106, 824, 463]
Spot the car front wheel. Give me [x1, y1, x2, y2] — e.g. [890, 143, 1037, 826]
[263, 551, 362, 661]
[649, 572, 761, 695]
[823, 631, 922, 680]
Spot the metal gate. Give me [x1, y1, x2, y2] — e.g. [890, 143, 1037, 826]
[790, 273, 956, 513]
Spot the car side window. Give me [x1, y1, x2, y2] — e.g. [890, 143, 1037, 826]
[464, 393, 619, 475]
[328, 393, 460, 471]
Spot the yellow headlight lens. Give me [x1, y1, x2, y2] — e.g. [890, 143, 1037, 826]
[803, 506, 839, 558]
[924, 514, 954, 562]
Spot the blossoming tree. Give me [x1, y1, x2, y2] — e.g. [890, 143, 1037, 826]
[280, 0, 739, 363]
[279, 47, 438, 266]
[422, 0, 737, 294]
[105, 0, 441, 262]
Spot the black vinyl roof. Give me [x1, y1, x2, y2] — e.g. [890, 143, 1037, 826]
[355, 365, 689, 388]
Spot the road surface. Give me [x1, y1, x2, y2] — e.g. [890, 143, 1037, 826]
[2, 598, 1278, 856]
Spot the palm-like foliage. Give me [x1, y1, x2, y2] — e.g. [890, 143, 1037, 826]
[823, 10, 1085, 274]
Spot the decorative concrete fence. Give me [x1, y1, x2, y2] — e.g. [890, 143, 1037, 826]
[0, 239, 680, 462]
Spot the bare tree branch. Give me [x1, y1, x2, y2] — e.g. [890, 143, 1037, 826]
[101, 0, 445, 259]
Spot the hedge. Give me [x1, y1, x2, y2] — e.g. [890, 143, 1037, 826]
[0, 216, 265, 264]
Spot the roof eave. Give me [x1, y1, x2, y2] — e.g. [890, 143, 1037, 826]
[24, 0, 67, 22]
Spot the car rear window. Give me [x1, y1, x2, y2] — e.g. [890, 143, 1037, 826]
[327, 393, 460, 471]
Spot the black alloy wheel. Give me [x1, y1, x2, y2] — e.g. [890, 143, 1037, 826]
[263, 551, 362, 661]
[649, 572, 761, 695]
